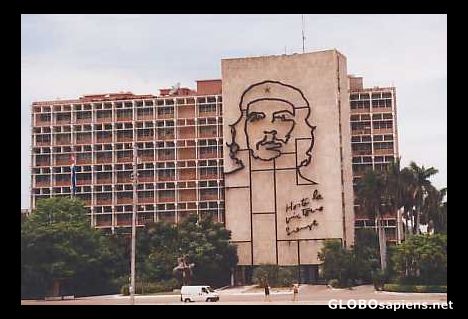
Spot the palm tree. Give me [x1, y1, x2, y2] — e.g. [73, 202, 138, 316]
[423, 186, 447, 234]
[408, 162, 439, 234]
[384, 158, 406, 240]
[357, 169, 388, 270]
[399, 167, 417, 237]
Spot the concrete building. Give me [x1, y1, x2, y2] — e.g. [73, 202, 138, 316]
[30, 50, 398, 282]
[348, 76, 401, 243]
[31, 81, 224, 233]
[222, 50, 355, 283]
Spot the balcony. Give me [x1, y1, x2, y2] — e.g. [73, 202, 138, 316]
[54, 180, 70, 187]
[96, 198, 113, 205]
[179, 190, 197, 201]
[178, 128, 196, 139]
[199, 131, 217, 138]
[157, 134, 175, 141]
[76, 157, 92, 165]
[157, 154, 175, 161]
[200, 193, 218, 201]
[56, 119, 71, 125]
[96, 156, 113, 164]
[96, 178, 112, 185]
[55, 138, 71, 146]
[116, 218, 132, 226]
[35, 119, 51, 126]
[136, 114, 154, 121]
[117, 176, 132, 183]
[76, 117, 92, 124]
[35, 181, 50, 187]
[373, 128, 393, 134]
[96, 219, 112, 227]
[35, 160, 51, 167]
[35, 140, 51, 146]
[116, 136, 133, 143]
[77, 179, 92, 186]
[158, 196, 175, 203]
[157, 113, 174, 119]
[178, 148, 196, 160]
[138, 197, 154, 204]
[139, 176, 154, 183]
[352, 150, 372, 156]
[179, 169, 196, 181]
[96, 116, 112, 123]
[157, 175, 174, 182]
[95, 136, 111, 143]
[137, 135, 154, 142]
[76, 137, 92, 145]
[116, 116, 133, 122]
[117, 156, 133, 163]
[55, 158, 71, 166]
[199, 152, 218, 159]
[200, 173, 218, 180]
[374, 148, 393, 155]
[350, 108, 370, 114]
[117, 197, 133, 204]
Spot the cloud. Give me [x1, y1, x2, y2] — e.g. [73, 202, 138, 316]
[21, 14, 447, 208]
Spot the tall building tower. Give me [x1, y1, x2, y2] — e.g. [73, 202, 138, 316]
[348, 76, 401, 244]
[30, 80, 224, 234]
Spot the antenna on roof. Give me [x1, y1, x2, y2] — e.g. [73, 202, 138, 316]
[169, 82, 180, 95]
[301, 15, 306, 53]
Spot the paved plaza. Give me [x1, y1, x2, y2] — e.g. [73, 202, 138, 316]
[21, 284, 448, 306]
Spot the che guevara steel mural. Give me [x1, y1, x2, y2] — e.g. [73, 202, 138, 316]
[225, 80, 324, 236]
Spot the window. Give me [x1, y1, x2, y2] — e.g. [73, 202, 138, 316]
[199, 104, 217, 113]
[157, 107, 174, 116]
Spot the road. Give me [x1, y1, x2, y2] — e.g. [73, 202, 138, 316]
[21, 285, 448, 306]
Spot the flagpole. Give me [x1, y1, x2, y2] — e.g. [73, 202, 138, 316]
[130, 142, 138, 305]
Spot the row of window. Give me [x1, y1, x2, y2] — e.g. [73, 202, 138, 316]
[350, 99, 392, 109]
[350, 92, 393, 100]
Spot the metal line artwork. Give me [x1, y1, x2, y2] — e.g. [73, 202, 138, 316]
[225, 80, 324, 260]
[226, 80, 317, 185]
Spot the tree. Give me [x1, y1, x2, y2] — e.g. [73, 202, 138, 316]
[391, 234, 447, 285]
[357, 169, 388, 270]
[408, 162, 439, 234]
[353, 228, 380, 282]
[137, 214, 238, 288]
[21, 197, 124, 298]
[423, 186, 447, 234]
[177, 214, 238, 287]
[317, 240, 356, 287]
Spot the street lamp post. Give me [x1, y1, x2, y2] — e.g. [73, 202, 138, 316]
[130, 142, 138, 305]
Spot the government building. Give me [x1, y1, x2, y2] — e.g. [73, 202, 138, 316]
[30, 49, 399, 283]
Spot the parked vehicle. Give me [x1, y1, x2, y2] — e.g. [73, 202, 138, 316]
[180, 285, 219, 302]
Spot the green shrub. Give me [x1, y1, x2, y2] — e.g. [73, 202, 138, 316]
[372, 270, 388, 291]
[277, 267, 298, 287]
[121, 279, 179, 296]
[252, 264, 298, 287]
[383, 284, 447, 293]
[327, 279, 340, 288]
[391, 234, 447, 285]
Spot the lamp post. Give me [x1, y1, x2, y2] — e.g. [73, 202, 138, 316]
[130, 142, 138, 305]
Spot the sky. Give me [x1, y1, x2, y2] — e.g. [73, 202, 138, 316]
[21, 14, 447, 209]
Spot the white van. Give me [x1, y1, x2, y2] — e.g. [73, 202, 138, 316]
[180, 285, 219, 302]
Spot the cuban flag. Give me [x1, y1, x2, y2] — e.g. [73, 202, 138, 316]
[71, 154, 77, 197]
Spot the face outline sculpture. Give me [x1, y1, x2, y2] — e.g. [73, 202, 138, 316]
[245, 99, 296, 161]
[226, 80, 317, 184]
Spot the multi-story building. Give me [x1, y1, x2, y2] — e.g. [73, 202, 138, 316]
[348, 75, 401, 244]
[30, 80, 225, 234]
[30, 53, 400, 260]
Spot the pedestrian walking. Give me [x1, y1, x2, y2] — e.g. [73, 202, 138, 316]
[264, 282, 270, 302]
[292, 283, 299, 302]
